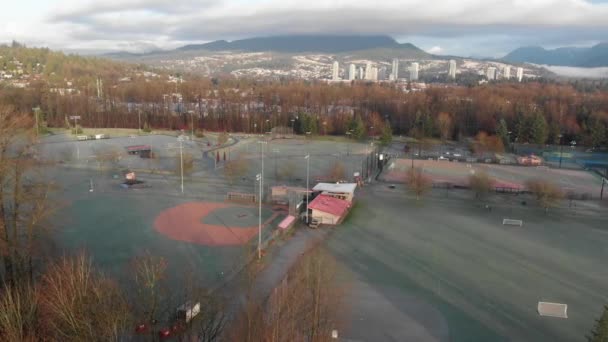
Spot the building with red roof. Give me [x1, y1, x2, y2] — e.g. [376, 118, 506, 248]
[308, 194, 351, 225]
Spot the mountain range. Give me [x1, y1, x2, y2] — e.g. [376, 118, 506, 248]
[503, 43, 608, 67]
[177, 35, 425, 54]
[106, 35, 430, 60]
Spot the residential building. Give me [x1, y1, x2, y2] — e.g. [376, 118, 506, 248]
[348, 63, 356, 81]
[365, 62, 373, 80]
[486, 67, 497, 80]
[332, 61, 340, 81]
[358, 67, 365, 80]
[516, 67, 524, 82]
[503, 66, 511, 79]
[410, 62, 419, 81]
[378, 66, 387, 81]
[391, 58, 399, 79]
[448, 60, 457, 79]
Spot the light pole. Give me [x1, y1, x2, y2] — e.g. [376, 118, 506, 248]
[601, 177, 606, 201]
[179, 138, 184, 194]
[256, 173, 262, 259]
[305, 154, 310, 224]
[138, 109, 141, 134]
[190, 110, 194, 141]
[345, 130, 352, 156]
[558, 134, 564, 168]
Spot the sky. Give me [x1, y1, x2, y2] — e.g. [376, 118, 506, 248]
[1, 0, 608, 57]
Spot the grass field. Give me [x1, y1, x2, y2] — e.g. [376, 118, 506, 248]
[327, 185, 608, 341]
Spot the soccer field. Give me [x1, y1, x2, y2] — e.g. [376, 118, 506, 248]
[327, 185, 608, 341]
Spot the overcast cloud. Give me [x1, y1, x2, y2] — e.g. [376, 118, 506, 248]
[1, 0, 608, 56]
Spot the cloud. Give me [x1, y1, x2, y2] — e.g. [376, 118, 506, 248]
[427, 46, 443, 54]
[10, 0, 608, 55]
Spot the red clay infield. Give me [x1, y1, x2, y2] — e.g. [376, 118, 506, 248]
[154, 202, 274, 246]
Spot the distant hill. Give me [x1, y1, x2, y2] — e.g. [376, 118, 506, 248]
[503, 43, 608, 67]
[177, 35, 426, 55]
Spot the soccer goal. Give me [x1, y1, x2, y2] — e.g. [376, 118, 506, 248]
[502, 218, 523, 226]
[538, 302, 568, 318]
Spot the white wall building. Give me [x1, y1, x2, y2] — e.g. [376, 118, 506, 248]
[448, 60, 457, 79]
[516, 67, 524, 82]
[358, 67, 364, 80]
[503, 66, 511, 79]
[486, 67, 497, 80]
[348, 64, 356, 81]
[365, 62, 373, 80]
[410, 63, 419, 81]
[391, 58, 399, 80]
[332, 61, 340, 81]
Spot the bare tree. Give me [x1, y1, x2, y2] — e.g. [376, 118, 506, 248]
[0, 106, 54, 286]
[469, 170, 495, 199]
[175, 151, 194, 176]
[0, 284, 39, 341]
[327, 161, 346, 182]
[406, 167, 432, 200]
[92, 144, 122, 171]
[131, 252, 168, 328]
[437, 112, 453, 142]
[218, 132, 229, 145]
[39, 253, 131, 341]
[224, 155, 250, 184]
[526, 179, 564, 212]
[278, 160, 296, 181]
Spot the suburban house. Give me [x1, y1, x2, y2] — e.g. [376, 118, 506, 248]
[312, 183, 357, 202]
[308, 194, 352, 225]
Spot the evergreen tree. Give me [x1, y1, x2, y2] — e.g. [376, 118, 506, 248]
[348, 115, 366, 140]
[588, 305, 608, 342]
[380, 122, 393, 146]
[496, 118, 509, 147]
[530, 111, 548, 145]
[588, 117, 606, 147]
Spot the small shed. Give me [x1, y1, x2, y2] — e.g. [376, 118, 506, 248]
[308, 194, 351, 225]
[126, 145, 152, 158]
[312, 183, 357, 202]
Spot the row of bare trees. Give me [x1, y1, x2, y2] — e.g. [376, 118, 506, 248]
[404, 166, 564, 210]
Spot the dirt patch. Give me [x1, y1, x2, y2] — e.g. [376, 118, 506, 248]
[154, 202, 278, 246]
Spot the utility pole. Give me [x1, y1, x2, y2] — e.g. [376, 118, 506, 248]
[558, 134, 563, 168]
[601, 177, 606, 201]
[138, 109, 141, 134]
[190, 110, 194, 141]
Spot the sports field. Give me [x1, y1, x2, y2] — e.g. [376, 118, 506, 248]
[50, 166, 283, 289]
[328, 184, 608, 341]
[383, 158, 603, 197]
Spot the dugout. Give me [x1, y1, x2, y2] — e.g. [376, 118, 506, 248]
[126, 145, 152, 158]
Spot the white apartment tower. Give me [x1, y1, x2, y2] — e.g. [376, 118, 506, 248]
[371, 66, 378, 81]
[503, 66, 511, 79]
[486, 67, 497, 80]
[391, 58, 399, 80]
[516, 67, 524, 82]
[448, 60, 457, 79]
[332, 61, 340, 81]
[410, 62, 419, 81]
[365, 62, 373, 80]
[358, 67, 365, 80]
[348, 64, 356, 81]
